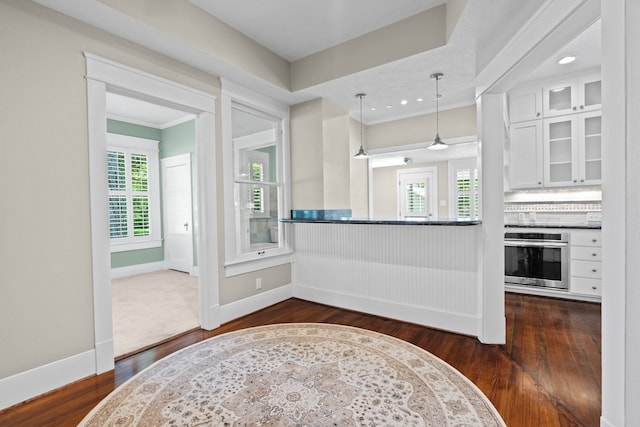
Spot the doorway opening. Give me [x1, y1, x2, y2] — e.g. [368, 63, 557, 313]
[106, 93, 200, 358]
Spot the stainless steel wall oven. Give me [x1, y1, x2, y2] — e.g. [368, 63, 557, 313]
[504, 231, 569, 290]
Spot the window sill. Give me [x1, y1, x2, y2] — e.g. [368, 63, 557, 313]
[224, 250, 292, 277]
[110, 239, 162, 253]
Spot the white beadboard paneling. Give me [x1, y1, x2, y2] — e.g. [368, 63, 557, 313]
[292, 223, 481, 336]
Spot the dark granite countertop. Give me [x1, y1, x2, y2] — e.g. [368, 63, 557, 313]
[284, 209, 481, 226]
[281, 218, 482, 226]
[505, 223, 601, 229]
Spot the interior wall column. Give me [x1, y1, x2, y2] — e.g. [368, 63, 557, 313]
[601, 0, 640, 425]
[476, 93, 506, 344]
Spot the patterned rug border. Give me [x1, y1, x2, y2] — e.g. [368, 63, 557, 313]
[81, 323, 506, 426]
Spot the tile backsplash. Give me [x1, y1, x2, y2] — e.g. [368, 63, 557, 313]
[504, 202, 602, 226]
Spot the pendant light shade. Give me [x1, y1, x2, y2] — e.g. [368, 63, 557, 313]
[353, 93, 368, 159]
[427, 73, 448, 151]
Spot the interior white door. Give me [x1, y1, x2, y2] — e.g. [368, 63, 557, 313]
[162, 154, 193, 273]
[398, 169, 437, 218]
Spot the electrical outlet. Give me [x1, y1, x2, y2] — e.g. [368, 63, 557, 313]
[587, 212, 602, 222]
[256, 277, 262, 290]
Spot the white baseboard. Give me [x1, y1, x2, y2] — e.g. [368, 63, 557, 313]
[600, 416, 615, 427]
[95, 338, 115, 374]
[0, 350, 96, 411]
[293, 284, 479, 337]
[220, 284, 293, 324]
[110, 261, 166, 279]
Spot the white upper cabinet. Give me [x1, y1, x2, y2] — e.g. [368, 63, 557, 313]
[578, 111, 602, 185]
[508, 86, 542, 123]
[543, 111, 602, 187]
[509, 120, 543, 189]
[543, 73, 601, 117]
[578, 75, 602, 112]
[543, 115, 578, 186]
[507, 72, 602, 190]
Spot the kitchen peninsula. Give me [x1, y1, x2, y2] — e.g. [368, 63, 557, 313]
[283, 210, 489, 341]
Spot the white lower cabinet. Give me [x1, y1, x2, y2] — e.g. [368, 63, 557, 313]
[570, 230, 602, 297]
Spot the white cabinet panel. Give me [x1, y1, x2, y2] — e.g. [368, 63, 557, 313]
[509, 87, 542, 123]
[508, 120, 543, 189]
[571, 231, 601, 246]
[571, 277, 601, 296]
[571, 245, 601, 261]
[571, 260, 601, 279]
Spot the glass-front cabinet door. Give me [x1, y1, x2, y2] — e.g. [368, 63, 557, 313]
[543, 81, 576, 117]
[578, 111, 602, 185]
[543, 112, 602, 187]
[544, 116, 578, 187]
[577, 75, 602, 113]
[543, 73, 601, 118]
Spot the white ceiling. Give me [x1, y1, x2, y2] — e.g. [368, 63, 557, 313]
[37, 0, 600, 129]
[190, 0, 445, 62]
[518, 19, 601, 86]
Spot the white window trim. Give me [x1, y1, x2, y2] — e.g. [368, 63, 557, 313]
[221, 79, 292, 277]
[107, 133, 162, 252]
[448, 157, 479, 219]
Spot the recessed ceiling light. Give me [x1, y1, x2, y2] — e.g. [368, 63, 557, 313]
[558, 56, 576, 65]
[385, 105, 392, 109]
[401, 99, 408, 105]
[417, 97, 424, 102]
[370, 107, 376, 111]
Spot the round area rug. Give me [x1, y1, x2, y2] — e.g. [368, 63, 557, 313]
[79, 323, 505, 426]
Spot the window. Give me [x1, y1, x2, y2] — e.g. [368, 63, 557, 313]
[448, 158, 479, 219]
[244, 150, 270, 218]
[405, 182, 425, 214]
[107, 133, 161, 252]
[221, 81, 291, 276]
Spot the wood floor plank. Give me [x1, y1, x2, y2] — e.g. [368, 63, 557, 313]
[0, 293, 601, 427]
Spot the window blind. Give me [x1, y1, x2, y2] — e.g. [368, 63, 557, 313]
[405, 182, 426, 213]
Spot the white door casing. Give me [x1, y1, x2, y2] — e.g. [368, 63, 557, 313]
[86, 53, 219, 374]
[162, 154, 194, 273]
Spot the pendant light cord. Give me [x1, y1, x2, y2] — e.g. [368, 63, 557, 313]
[435, 75, 439, 135]
[359, 94, 363, 146]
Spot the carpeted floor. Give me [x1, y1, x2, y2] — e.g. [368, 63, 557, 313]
[112, 270, 199, 357]
[79, 323, 505, 426]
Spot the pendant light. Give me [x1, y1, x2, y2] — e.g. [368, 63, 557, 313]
[427, 72, 448, 150]
[353, 93, 368, 159]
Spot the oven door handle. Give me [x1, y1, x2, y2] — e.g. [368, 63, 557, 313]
[504, 241, 568, 248]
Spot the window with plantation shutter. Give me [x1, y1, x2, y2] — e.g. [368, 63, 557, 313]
[449, 158, 479, 219]
[238, 150, 271, 219]
[107, 133, 161, 252]
[405, 182, 426, 214]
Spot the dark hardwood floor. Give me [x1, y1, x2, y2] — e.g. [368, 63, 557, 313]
[0, 293, 601, 427]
